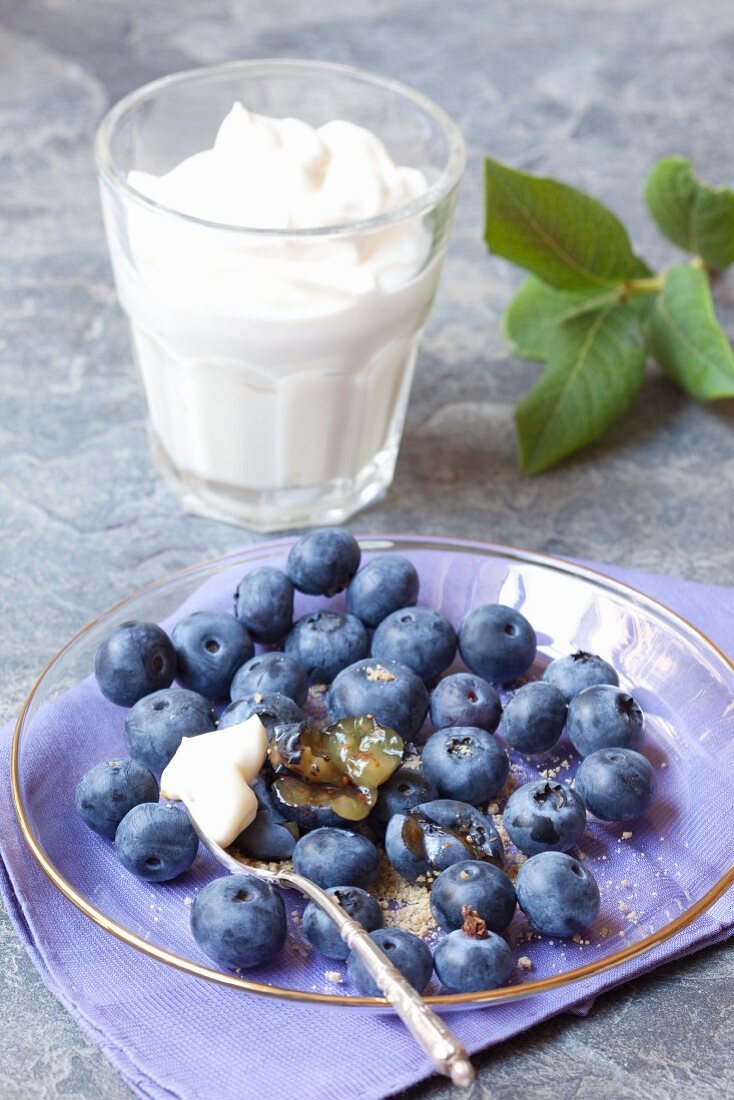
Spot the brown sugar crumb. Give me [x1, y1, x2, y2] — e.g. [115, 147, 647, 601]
[517, 956, 533, 971]
[620, 831, 633, 841]
[309, 683, 328, 696]
[253, 693, 264, 703]
[366, 665, 396, 683]
[461, 905, 488, 940]
[487, 802, 500, 815]
[324, 970, 343, 984]
[459, 869, 471, 881]
[373, 853, 436, 938]
[233, 854, 293, 875]
[289, 936, 311, 960]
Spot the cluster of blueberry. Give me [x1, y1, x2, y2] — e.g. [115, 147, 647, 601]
[76, 529, 657, 996]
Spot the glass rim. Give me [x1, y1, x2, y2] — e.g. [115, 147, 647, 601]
[94, 58, 467, 238]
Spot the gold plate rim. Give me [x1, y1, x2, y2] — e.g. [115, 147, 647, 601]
[11, 534, 734, 1008]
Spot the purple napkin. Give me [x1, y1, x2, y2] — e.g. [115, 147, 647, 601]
[1, 550, 733, 1100]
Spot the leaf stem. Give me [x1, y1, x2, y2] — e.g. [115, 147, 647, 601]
[625, 257, 706, 298]
[624, 274, 665, 295]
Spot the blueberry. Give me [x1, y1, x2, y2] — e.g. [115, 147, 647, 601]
[542, 650, 619, 702]
[124, 688, 216, 774]
[285, 611, 368, 684]
[385, 800, 504, 881]
[190, 874, 287, 969]
[515, 851, 600, 936]
[430, 860, 516, 933]
[458, 605, 537, 684]
[172, 611, 253, 699]
[430, 673, 501, 734]
[232, 777, 299, 860]
[292, 827, 379, 889]
[370, 607, 457, 684]
[371, 766, 438, 828]
[567, 685, 644, 758]
[75, 758, 159, 838]
[500, 681, 567, 755]
[94, 621, 176, 707]
[230, 651, 308, 706]
[327, 658, 429, 741]
[234, 567, 294, 643]
[502, 780, 586, 856]
[219, 693, 305, 738]
[347, 928, 433, 995]
[421, 727, 509, 805]
[302, 886, 383, 960]
[347, 555, 419, 627]
[114, 803, 198, 881]
[287, 528, 361, 596]
[434, 927, 512, 993]
[575, 747, 655, 822]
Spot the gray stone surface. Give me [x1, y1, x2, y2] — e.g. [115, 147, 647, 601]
[0, 0, 733, 1096]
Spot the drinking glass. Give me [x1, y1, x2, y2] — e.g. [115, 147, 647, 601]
[96, 60, 465, 531]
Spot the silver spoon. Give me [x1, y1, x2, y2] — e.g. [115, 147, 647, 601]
[182, 799, 475, 1088]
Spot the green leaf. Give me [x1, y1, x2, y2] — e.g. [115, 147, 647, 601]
[644, 158, 698, 252]
[645, 157, 734, 272]
[515, 302, 647, 475]
[484, 156, 648, 291]
[649, 264, 734, 399]
[503, 277, 621, 360]
[693, 188, 734, 271]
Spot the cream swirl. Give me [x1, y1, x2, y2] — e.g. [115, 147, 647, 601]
[126, 103, 429, 315]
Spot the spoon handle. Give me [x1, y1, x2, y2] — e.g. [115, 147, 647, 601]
[182, 803, 474, 1087]
[279, 869, 475, 1089]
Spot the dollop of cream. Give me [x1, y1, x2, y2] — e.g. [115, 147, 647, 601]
[129, 102, 426, 230]
[124, 103, 430, 316]
[160, 716, 268, 848]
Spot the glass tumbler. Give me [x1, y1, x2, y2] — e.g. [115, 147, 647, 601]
[95, 60, 465, 531]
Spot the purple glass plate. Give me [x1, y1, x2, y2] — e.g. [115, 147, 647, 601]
[11, 536, 734, 1009]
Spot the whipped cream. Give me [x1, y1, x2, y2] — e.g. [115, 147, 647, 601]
[103, 103, 443, 519]
[160, 716, 268, 847]
[126, 104, 429, 316]
[130, 102, 426, 231]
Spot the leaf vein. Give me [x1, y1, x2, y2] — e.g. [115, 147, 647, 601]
[528, 305, 616, 458]
[491, 174, 618, 288]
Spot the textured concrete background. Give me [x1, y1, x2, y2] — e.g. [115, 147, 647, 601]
[1, 0, 733, 1096]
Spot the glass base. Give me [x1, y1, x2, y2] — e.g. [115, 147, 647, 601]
[150, 432, 397, 532]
